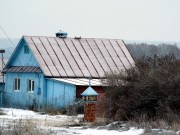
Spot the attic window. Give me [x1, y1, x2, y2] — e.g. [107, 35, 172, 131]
[24, 45, 29, 54]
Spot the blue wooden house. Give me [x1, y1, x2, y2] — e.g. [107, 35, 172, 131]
[3, 33, 135, 110]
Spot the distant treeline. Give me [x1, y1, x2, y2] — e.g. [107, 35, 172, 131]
[126, 43, 180, 60]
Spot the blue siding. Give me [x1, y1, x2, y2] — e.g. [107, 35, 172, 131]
[4, 72, 45, 109]
[0, 83, 4, 91]
[46, 79, 76, 109]
[8, 39, 39, 67]
[4, 37, 77, 110]
[0, 83, 5, 106]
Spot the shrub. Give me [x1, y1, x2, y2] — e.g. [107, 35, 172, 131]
[103, 55, 180, 124]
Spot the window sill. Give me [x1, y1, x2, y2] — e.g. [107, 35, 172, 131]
[27, 91, 34, 94]
[14, 90, 20, 92]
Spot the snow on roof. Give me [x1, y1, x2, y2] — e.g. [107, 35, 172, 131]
[24, 36, 135, 78]
[50, 78, 104, 86]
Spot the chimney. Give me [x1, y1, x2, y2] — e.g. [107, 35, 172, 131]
[56, 31, 68, 38]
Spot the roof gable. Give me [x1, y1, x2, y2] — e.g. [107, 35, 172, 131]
[23, 36, 135, 78]
[5, 38, 39, 68]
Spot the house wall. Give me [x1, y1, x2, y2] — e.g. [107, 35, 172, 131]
[46, 79, 76, 109]
[0, 83, 5, 106]
[4, 72, 45, 110]
[8, 39, 39, 67]
[3, 38, 46, 109]
[0, 83, 4, 92]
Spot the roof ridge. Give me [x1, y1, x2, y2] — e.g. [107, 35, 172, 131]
[21, 35, 135, 78]
[23, 35, 123, 40]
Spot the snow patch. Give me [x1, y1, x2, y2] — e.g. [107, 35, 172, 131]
[0, 108, 145, 135]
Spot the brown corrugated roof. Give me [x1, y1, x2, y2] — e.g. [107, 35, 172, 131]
[3, 66, 41, 73]
[24, 36, 135, 78]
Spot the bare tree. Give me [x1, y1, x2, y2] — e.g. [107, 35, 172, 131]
[102, 55, 180, 123]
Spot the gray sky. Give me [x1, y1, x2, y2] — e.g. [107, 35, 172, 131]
[0, 0, 180, 42]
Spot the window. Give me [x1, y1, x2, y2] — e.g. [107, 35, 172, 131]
[27, 79, 34, 92]
[13, 78, 20, 91]
[24, 45, 29, 54]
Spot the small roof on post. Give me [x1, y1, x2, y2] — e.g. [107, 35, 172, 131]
[81, 86, 99, 96]
[81, 77, 99, 96]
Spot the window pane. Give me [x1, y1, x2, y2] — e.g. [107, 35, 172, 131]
[27, 79, 34, 92]
[14, 79, 17, 90]
[29, 80, 31, 91]
[24, 46, 29, 54]
[27, 80, 29, 91]
[13, 78, 20, 90]
[18, 79, 20, 90]
[13, 79, 16, 90]
[32, 81, 34, 91]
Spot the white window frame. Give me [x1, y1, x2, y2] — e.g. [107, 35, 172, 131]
[27, 79, 34, 93]
[13, 78, 20, 91]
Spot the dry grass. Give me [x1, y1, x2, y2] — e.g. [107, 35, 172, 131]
[171, 122, 180, 131]
[91, 117, 109, 126]
[0, 119, 50, 135]
[127, 117, 180, 132]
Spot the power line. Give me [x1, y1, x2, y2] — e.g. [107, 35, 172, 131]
[0, 25, 16, 47]
[0, 24, 31, 66]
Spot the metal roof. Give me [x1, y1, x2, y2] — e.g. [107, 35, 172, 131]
[3, 66, 41, 73]
[50, 78, 103, 86]
[24, 36, 135, 78]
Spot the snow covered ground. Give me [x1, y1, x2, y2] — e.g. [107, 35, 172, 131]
[0, 108, 144, 135]
[0, 108, 179, 135]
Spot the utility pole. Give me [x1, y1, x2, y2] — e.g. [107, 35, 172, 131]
[0, 49, 5, 106]
[0, 49, 5, 83]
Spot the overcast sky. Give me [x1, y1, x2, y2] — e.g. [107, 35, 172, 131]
[0, 0, 179, 42]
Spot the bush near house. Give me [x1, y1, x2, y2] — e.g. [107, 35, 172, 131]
[102, 54, 180, 124]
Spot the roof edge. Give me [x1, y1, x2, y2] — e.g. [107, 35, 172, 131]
[23, 35, 124, 41]
[4, 36, 24, 69]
